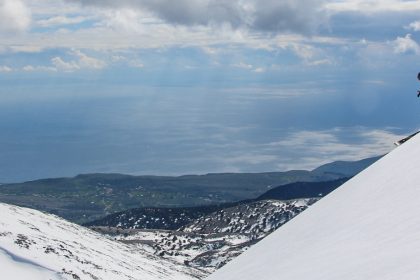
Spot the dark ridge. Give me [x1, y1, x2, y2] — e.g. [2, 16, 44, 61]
[257, 177, 350, 201]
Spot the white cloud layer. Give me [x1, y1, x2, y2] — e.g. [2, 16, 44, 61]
[0, 0, 417, 74]
[326, 0, 420, 13]
[50, 50, 106, 72]
[407, 21, 420, 32]
[51, 57, 80, 72]
[36, 15, 88, 27]
[269, 128, 404, 171]
[68, 0, 327, 34]
[0, 0, 412, 58]
[0, 65, 12, 72]
[392, 34, 420, 55]
[208, 127, 404, 173]
[20, 50, 107, 73]
[0, 0, 31, 33]
[22, 65, 56, 72]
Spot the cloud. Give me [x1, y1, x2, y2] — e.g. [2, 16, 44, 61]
[251, 0, 326, 34]
[291, 44, 317, 60]
[0, 0, 31, 33]
[326, 0, 420, 14]
[392, 34, 420, 55]
[266, 127, 404, 171]
[19, 50, 107, 73]
[207, 127, 403, 173]
[37, 15, 88, 27]
[68, 0, 247, 27]
[67, 0, 327, 34]
[307, 59, 333, 66]
[101, 8, 147, 33]
[52, 50, 106, 72]
[290, 43, 334, 66]
[253, 67, 265, 73]
[233, 62, 253, 70]
[0, 0, 346, 54]
[22, 65, 57, 72]
[128, 60, 144, 68]
[51, 57, 80, 72]
[406, 21, 420, 32]
[0, 65, 12, 72]
[223, 154, 278, 165]
[72, 50, 107, 69]
[232, 62, 266, 73]
[353, 37, 401, 70]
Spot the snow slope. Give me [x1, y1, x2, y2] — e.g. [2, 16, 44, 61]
[207, 133, 420, 280]
[0, 203, 204, 280]
[0, 248, 61, 280]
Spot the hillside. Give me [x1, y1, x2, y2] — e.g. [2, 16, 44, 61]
[85, 178, 348, 230]
[91, 199, 316, 274]
[0, 203, 204, 280]
[206, 135, 420, 279]
[0, 156, 379, 224]
[256, 177, 348, 201]
[311, 155, 381, 176]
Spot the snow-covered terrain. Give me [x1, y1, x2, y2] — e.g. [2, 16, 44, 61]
[180, 199, 317, 237]
[207, 134, 420, 280]
[0, 203, 205, 280]
[93, 199, 316, 275]
[0, 247, 61, 280]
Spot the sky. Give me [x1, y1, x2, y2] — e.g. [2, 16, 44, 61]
[1, 0, 420, 183]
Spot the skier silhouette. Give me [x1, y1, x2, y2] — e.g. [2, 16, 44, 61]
[418, 72, 420, 97]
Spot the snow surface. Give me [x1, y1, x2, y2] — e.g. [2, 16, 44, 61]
[0, 248, 62, 280]
[0, 203, 204, 280]
[207, 133, 420, 280]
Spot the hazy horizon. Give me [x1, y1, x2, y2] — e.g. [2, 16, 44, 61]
[1, 0, 419, 182]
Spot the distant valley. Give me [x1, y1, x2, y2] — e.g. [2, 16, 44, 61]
[0, 156, 379, 224]
[85, 178, 349, 230]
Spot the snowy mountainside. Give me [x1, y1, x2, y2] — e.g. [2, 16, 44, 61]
[0, 203, 205, 280]
[92, 199, 316, 274]
[206, 134, 420, 280]
[180, 199, 318, 237]
[0, 248, 60, 280]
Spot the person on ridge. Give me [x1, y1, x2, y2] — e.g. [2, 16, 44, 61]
[417, 72, 420, 97]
